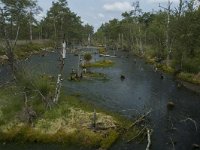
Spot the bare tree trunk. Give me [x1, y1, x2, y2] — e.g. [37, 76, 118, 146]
[166, 0, 172, 66]
[53, 40, 66, 103]
[139, 25, 143, 54]
[53, 18, 57, 48]
[29, 11, 33, 43]
[30, 20, 33, 43]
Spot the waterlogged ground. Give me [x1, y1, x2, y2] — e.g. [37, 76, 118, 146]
[0, 48, 200, 150]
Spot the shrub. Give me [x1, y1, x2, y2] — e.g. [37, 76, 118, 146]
[84, 53, 92, 63]
[99, 48, 106, 54]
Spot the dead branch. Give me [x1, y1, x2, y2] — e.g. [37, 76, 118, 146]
[180, 118, 198, 132]
[146, 128, 153, 150]
[168, 116, 177, 131]
[128, 109, 152, 129]
[127, 127, 146, 143]
[170, 137, 176, 150]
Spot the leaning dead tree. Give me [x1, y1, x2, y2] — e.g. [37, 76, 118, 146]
[0, 6, 20, 72]
[53, 36, 66, 103]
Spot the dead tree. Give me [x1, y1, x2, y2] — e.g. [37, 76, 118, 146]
[159, 0, 174, 66]
[0, 7, 20, 73]
[53, 36, 66, 103]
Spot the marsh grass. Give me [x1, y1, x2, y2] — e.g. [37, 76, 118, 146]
[14, 42, 53, 59]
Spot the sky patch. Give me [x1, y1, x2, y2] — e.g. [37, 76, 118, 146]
[103, 1, 132, 12]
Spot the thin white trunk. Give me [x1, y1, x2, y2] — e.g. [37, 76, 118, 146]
[146, 129, 152, 150]
[13, 26, 20, 48]
[53, 74, 62, 103]
[29, 12, 33, 43]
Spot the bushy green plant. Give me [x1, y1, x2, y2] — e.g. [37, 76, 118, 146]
[84, 53, 92, 63]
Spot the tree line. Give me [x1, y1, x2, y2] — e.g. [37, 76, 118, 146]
[94, 0, 200, 74]
[0, 0, 93, 72]
[0, 0, 93, 46]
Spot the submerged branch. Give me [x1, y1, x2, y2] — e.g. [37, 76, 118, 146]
[180, 117, 198, 132]
[146, 128, 152, 150]
[128, 109, 152, 129]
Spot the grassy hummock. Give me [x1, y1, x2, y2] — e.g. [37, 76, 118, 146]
[83, 60, 114, 68]
[69, 72, 109, 82]
[0, 95, 119, 149]
[14, 42, 54, 59]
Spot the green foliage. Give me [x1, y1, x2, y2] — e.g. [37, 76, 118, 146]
[177, 72, 200, 85]
[95, 0, 200, 84]
[99, 47, 106, 54]
[14, 42, 52, 59]
[41, 0, 93, 45]
[181, 57, 200, 73]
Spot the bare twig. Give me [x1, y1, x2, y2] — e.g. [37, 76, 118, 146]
[170, 137, 176, 150]
[180, 117, 198, 132]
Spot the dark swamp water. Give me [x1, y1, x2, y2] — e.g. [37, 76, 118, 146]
[0, 48, 200, 150]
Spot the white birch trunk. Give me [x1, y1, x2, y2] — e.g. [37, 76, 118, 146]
[62, 41, 66, 59]
[53, 74, 62, 103]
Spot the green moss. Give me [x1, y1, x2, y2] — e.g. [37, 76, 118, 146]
[100, 130, 119, 149]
